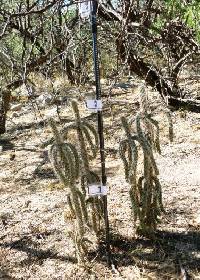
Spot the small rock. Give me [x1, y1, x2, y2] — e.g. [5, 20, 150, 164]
[100, 78, 107, 85]
[37, 93, 53, 107]
[0, 211, 13, 226]
[10, 112, 20, 118]
[9, 151, 16, 161]
[10, 103, 23, 111]
[56, 95, 68, 105]
[114, 83, 132, 90]
[45, 107, 58, 118]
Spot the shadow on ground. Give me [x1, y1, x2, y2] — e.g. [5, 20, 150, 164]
[0, 232, 77, 267]
[33, 165, 57, 179]
[0, 138, 14, 151]
[89, 229, 200, 278]
[0, 268, 17, 280]
[1, 226, 199, 278]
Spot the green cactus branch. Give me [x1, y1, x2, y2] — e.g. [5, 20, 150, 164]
[165, 110, 174, 142]
[119, 87, 173, 236]
[61, 101, 99, 182]
[136, 114, 159, 175]
[119, 117, 138, 183]
[48, 118, 89, 262]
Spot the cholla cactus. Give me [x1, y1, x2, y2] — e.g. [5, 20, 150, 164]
[119, 87, 173, 236]
[48, 119, 88, 262]
[139, 86, 173, 144]
[164, 108, 173, 142]
[48, 101, 103, 262]
[138, 85, 173, 154]
[61, 101, 104, 233]
[120, 116, 163, 236]
[61, 100, 99, 181]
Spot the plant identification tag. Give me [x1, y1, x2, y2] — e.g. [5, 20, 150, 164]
[87, 184, 107, 196]
[78, 1, 92, 19]
[86, 99, 102, 111]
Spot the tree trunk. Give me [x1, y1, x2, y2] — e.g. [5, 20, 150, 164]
[116, 39, 179, 99]
[0, 79, 24, 134]
[0, 90, 11, 134]
[117, 39, 200, 112]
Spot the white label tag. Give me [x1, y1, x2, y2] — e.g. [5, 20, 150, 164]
[86, 100, 102, 111]
[87, 185, 107, 196]
[78, 1, 92, 19]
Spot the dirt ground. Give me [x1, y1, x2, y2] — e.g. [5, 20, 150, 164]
[0, 81, 200, 279]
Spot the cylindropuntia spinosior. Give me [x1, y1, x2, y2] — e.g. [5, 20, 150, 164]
[119, 86, 173, 236]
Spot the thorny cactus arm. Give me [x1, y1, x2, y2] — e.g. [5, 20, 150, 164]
[120, 117, 138, 182]
[64, 142, 80, 179]
[62, 121, 98, 161]
[70, 101, 100, 186]
[76, 189, 89, 224]
[120, 113, 165, 236]
[48, 119, 86, 246]
[119, 117, 140, 224]
[49, 118, 63, 145]
[82, 122, 99, 148]
[166, 110, 174, 142]
[49, 141, 79, 186]
[146, 115, 161, 154]
[61, 124, 78, 139]
[140, 85, 174, 143]
[48, 144, 71, 186]
[152, 176, 165, 213]
[119, 139, 130, 181]
[71, 101, 91, 180]
[82, 122, 98, 159]
[136, 114, 159, 175]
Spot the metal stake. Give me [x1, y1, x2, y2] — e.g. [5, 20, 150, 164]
[90, 0, 111, 266]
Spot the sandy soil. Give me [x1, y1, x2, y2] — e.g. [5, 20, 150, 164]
[0, 84, 200, 279]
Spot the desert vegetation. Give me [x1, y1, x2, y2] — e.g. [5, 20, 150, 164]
[0, 0, 200, 279]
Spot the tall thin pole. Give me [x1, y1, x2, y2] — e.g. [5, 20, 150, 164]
[90, 0, 111, 266]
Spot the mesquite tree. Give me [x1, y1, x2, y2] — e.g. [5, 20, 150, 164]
[98, 0, 200, 111]
[0, 0, 79, 134]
